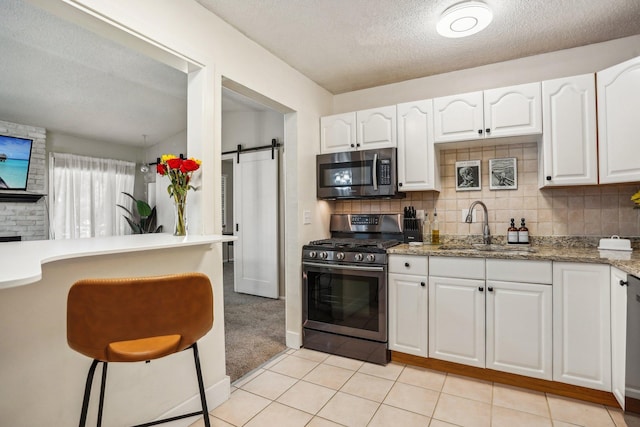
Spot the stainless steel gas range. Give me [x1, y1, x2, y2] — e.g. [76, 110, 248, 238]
[301, 214, 403, 365]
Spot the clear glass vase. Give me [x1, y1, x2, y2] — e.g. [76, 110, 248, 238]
[173, 195, 187, 236]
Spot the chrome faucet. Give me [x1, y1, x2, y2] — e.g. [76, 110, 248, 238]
[466, 201, 491, 244]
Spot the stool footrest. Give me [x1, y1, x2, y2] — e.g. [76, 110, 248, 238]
[132, 410, 206, 427]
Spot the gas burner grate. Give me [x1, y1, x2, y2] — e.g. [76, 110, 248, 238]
[308, 238, 400, 250]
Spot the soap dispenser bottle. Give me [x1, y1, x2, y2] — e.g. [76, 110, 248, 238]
[507, 218, 519, 244]
[518, 218, 529, 244]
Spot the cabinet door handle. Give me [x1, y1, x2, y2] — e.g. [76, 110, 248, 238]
[478, 286, 484, 292]
[356, 143, 361, 147]
[404, 262, 410, 267]
[486, 128, 491, 134]
[620, 280, 629, 287]
[399, 182, 403, 187]
[350, 144, 355, 148]
[421, 282, 426, 287]
[478, 129, 483, 135]
[546, 176, 552, 181]
[488, 287, 494, 292]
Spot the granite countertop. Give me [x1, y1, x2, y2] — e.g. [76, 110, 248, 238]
[388, 242, 640, 278]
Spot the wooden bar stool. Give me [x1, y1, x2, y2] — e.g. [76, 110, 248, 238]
[67, 273, 214, 427]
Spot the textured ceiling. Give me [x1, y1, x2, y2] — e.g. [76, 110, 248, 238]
[197, 0, 640, 94]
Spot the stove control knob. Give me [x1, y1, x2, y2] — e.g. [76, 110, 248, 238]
[354, 253, 364, 261]
[308, 251, 317, 259]
[366, 254, 376, 262]
[336, 252, 345, 260]
[320, 251, 328, 259]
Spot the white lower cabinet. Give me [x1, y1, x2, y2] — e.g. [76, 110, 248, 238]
[553, 262, 611, 391]
[486, 280, 552, 380]
[429, 258, 552, 378]
[611, 267, 628, 409]
[388, 255, 428, 357]
[428, 275, 485, 367]
[428, 257, 486, 367]
[393, 256, 618, 393]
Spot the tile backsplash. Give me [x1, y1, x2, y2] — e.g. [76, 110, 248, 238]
[332, 143, 640, 239]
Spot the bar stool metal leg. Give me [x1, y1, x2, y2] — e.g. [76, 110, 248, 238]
[79, 360, 100, 427]
[78, 360, 108, 427]
[97, 362, 108, 427]
[192, 343, 211, 427]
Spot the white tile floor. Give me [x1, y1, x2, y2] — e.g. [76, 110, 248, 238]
[190, 348, 640, 427]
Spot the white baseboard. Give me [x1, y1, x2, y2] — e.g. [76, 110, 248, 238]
[153, 375, 231, 426]
[286, 330, 301, 349]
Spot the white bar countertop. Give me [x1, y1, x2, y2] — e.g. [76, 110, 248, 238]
[0, 233, 236, 290]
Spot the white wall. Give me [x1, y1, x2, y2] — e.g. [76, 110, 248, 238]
[221, 110, 284, 152]
[48, 131, 144, 161]
[333, 35, 640, 112]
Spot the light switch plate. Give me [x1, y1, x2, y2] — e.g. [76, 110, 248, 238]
[303, 210, 312, 225]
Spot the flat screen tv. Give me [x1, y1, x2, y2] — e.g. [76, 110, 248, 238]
[0, 135, 33, 190]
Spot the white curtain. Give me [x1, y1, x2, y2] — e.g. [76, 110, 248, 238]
[50, 153, 136, 239]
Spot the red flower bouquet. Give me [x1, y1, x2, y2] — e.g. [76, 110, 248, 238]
[157, 154, 202, 235]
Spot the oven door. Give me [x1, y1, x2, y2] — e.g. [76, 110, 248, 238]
[302, 261, 387, 342]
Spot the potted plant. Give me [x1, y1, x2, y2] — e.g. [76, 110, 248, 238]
[117, 192, 163, 234]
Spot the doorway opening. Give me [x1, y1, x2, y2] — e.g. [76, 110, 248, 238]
[221, 83, 289, 382]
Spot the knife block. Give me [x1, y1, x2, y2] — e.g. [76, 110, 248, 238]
[403, 218, 423, 243]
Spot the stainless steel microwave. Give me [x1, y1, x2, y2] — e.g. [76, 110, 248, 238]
[316, 148, 404, 199]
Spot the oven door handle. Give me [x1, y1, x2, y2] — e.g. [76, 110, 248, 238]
[303, 261, 385, 272]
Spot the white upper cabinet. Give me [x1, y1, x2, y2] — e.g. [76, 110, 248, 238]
[397, 100, 440, 192]
[433, 91, 484, 143]
[484, 82, 542, 138]
[356, 105, 397, 150]
[597, 55, 640, 184]
[320, 112, 356, 153]
[433, 82, 541, 143]
[320, 106, 396, 153]
[540, 74, 598, 187]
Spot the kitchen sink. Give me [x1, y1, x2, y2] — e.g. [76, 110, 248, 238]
[438, 244, 537, 254]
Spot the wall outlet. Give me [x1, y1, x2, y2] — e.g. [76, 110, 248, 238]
[462, 209, 477, 222]
[303, 210, 312, 225]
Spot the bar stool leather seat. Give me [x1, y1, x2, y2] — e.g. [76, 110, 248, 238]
[107, 334, 182, 362]
[67, 272, 214, 427]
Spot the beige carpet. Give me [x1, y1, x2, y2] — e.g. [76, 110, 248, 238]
[223, 262, 286, 382]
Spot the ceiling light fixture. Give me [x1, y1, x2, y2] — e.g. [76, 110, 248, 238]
[437, 1, 493, 38]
